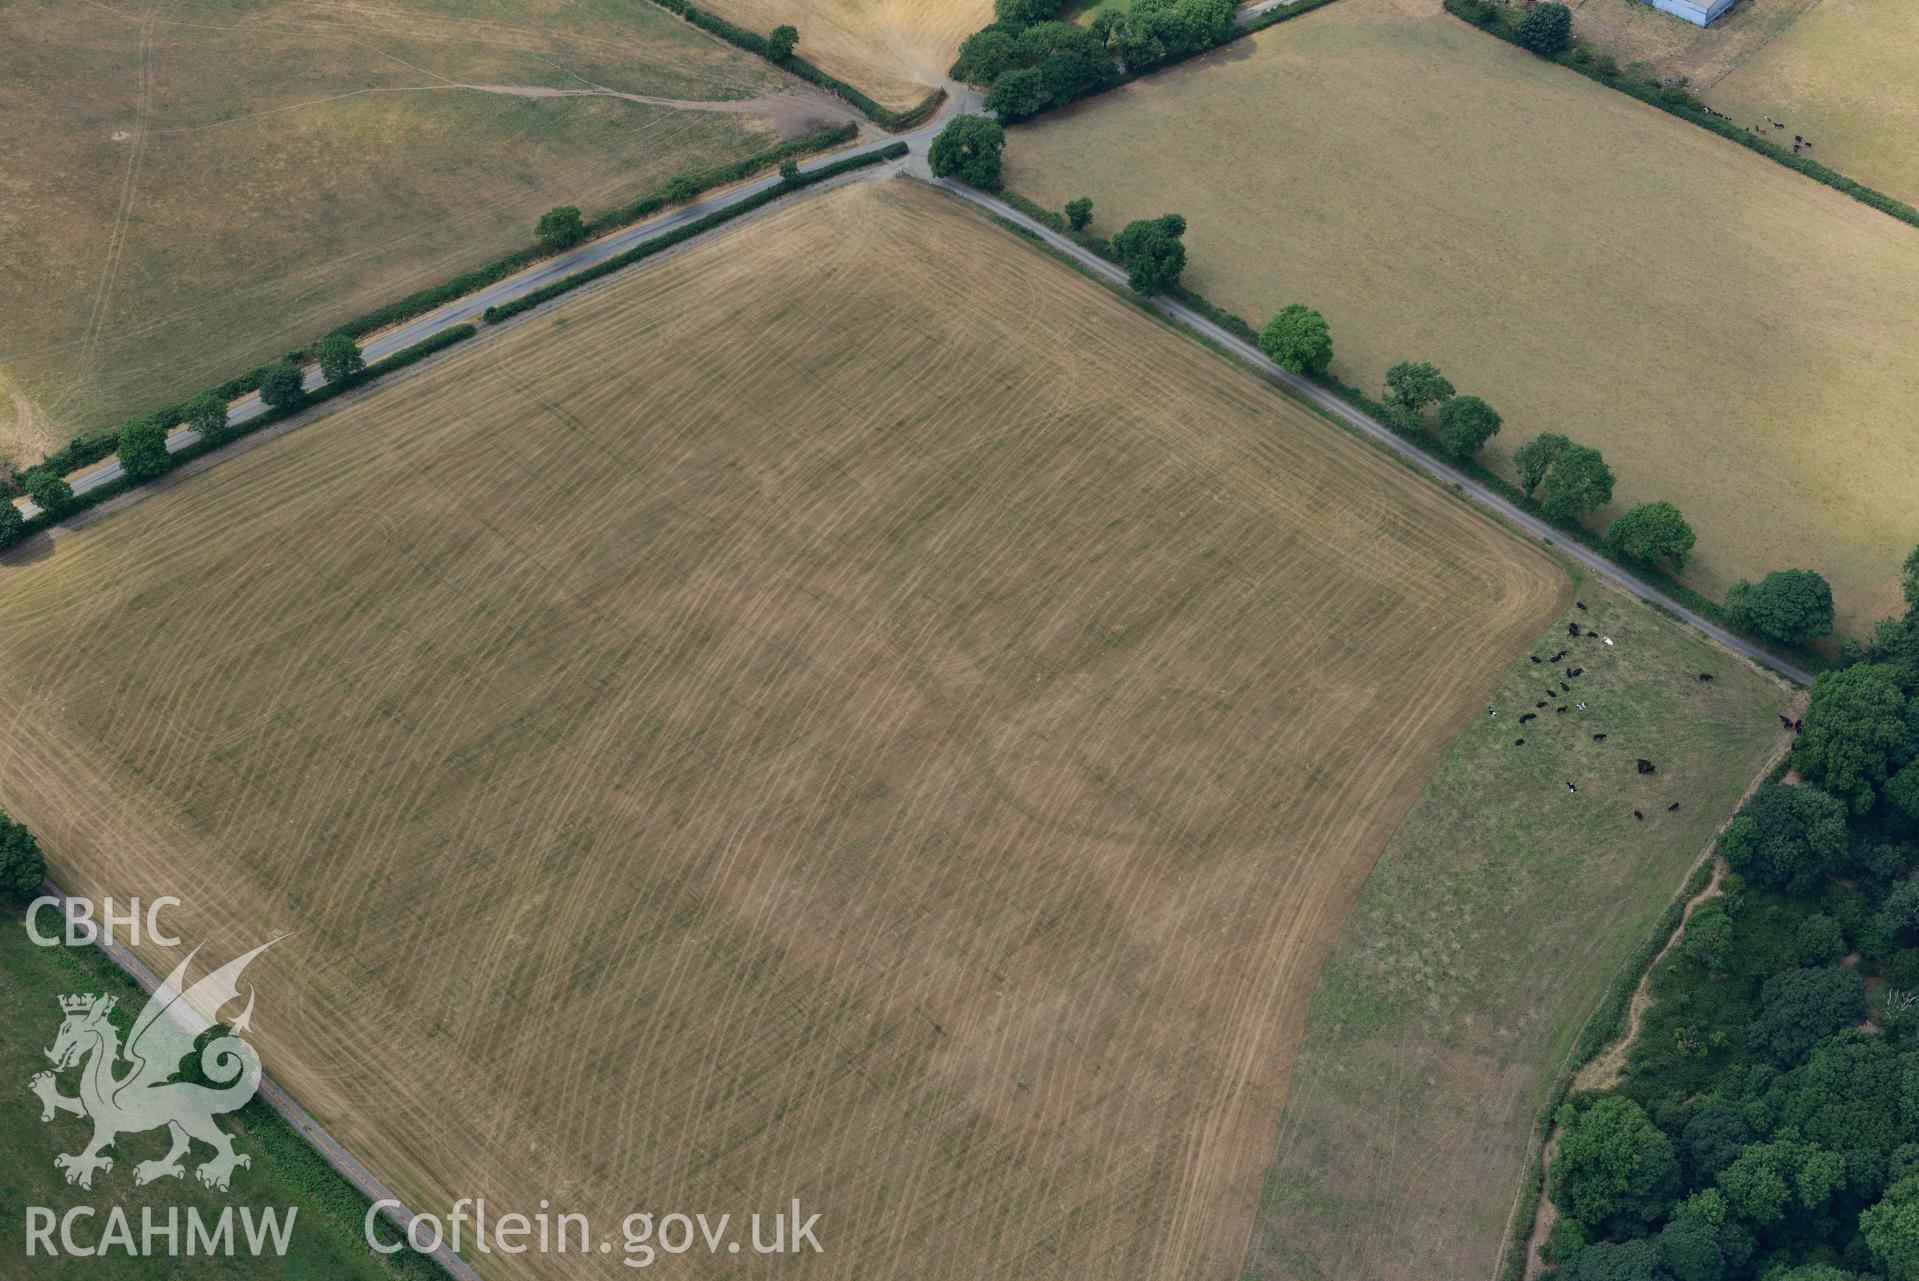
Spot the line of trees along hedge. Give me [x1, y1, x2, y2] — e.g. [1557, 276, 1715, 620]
[482, 144, 906, 325]
[1442, 0, 1919, 235]
[955, 0, 1345, 123]
[641, 0, 942, 129]
[1538, 556, 1919, 1281]
[0, 124, 858, 496]
[990, 178, 1827, 673]
[0, 327, 478, 548]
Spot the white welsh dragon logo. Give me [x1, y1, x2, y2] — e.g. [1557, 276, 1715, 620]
[29, 939, 278, 1193]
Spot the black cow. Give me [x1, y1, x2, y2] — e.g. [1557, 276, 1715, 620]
[1633, 810, 1644, 820]
[1567, 667, 1584, 678]
[1520, 713, 1537, 723]
[1576, 601, 1587, 611]
[1569, 623, 1582, 637]
[1515, 738, 1526, 747]
[1637, 759, 1655, 774]
[1557, 706, 1569, 715]
[1668, 802, 1681, 811]
[1698, 673, 1714, 682]
[1593, 733, 1607, 742]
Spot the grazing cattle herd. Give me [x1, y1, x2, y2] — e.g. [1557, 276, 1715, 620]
[1489, 604, 1784, 823]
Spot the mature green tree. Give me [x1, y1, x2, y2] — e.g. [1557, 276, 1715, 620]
[928, 115, 1006, 190]
[258, 363, 307, 412]
[1382, 361, 1454, 425]
[1031, 26, 1115, 101]
[1680, 904, 1734, 974]
[1680, 1105, 1752, 1186]
[994, 0, 1056, 26]
[1556, 1240, 1667, 1281]
[181, 390, 228, 441]
[0, 496, 22, 547]
[535, 204, 585, 251]
[765, 24, 799, 60]
[1519, 1, 1573, 56]
[1877, 876, 1919, 942]
[1865, 1174, 1919, 1281]
[778, 158, 801, 183]
[1540, 443, 1615, 521]
[315, 334, 365, 385]
[24, 469, 73, 517]
[984, 65, 1045, 120]
[1111, 214, 1187, 295]
[1605, 501, 1696, 570]
[1792, 665, 1918, 813]
[1259, 304, 1333, 375]
[1064, 197, 1093, 231]
[1514, 431, 1571, 497]
[953, 29, 1021, 82]
[1437, 394, 1501, 460]
[117, 416, 171, 481]
[1745, 968, 1867, 1066]
[1551, 1094, 1681, 1236]
[1717, 1138, 1847, 1225]
[1890, 764, 1919, 827]
[1794, 912, 1847, 965]
[0, 810, 45, 898]
[1729, 569, 1835, 644]
[661, 175, 700, 203]
[1718, 782, 1849, 892]
[1656, 1217, 1723, 1281]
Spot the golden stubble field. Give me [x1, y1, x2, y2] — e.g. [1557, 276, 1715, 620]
[0, 0, 842, 463]
[1005, 0, 1919, 639]
[696, 0, 991, 108]
[0, 178, 1563, 1280]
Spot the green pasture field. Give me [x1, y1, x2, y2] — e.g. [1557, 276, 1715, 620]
[1242, 576, 1790, 1280]
[0, 914, 434, 1280]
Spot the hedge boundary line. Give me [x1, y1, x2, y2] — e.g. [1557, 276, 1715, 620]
[482, 143, 904, 324]
[643, 0, 944, 129]
[7, 124, 858, 494]
[1442, 0, 1919, 233]
[997, 181, 1828, 676]
[10, 326, 478, 541]
[329, 123, 858, 346]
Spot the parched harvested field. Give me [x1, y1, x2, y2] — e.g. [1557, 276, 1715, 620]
[1572, 0, 1919, 209]
[1241, 577, 1787, 1281]
[0, 0, 837, 464]
[696, 0, 991, 108]
[0, 179, 1563, 1280]
[1005, 0, 1919, 639]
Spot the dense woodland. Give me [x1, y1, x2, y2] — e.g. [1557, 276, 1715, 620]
[1546, 550, 1919, 1280]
